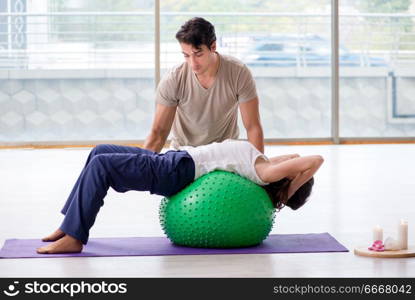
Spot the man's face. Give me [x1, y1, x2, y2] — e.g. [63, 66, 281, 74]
[180, 42, 216, 75]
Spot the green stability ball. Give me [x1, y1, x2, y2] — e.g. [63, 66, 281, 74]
[159, 170, 275, 248]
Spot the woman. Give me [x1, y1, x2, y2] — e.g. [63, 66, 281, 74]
[37, 140, 323, 254]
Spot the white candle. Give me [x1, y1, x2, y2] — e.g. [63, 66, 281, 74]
[373, 225, 383, 242]
[398, 219, 408, 250]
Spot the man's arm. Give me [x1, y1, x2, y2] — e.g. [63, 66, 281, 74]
[143, 103, 177, 153]
[239, 97, 264, 153]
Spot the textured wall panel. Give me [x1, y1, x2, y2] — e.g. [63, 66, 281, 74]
[0, 76, 414, 142]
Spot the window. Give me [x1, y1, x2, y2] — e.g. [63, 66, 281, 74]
[339, 0, 415, 138]
[161, 0, 331, 139]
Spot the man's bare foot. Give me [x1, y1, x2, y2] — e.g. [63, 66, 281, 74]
[41, 229, 65, 242]
[37, 235, 83, 254]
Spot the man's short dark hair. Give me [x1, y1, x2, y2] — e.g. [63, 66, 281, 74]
[175, 17, 216, 50]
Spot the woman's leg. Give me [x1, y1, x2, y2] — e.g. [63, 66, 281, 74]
[42, 144, 154, 242]
[69, 153, 156, 239]
[38, 151, 194, 253]
[38, 152, 156, 253]
[60, 144, 154, 215]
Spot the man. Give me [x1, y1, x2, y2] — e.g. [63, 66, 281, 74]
[144, 17, 264, 153]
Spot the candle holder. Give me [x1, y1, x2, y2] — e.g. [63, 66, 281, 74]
[354, 221, 414, 258]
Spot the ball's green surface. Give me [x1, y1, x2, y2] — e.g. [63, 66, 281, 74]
[159, 171, 275, 248]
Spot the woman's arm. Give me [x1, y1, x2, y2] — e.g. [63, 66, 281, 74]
[286, 157, 323, 199]
[256, 155, 324, 186]
[268, 154, 300, 165]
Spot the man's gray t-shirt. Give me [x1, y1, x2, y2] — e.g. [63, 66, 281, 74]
[155, 53, 257, 149]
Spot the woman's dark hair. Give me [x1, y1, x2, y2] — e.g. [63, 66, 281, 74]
[175, 17, 216, 50]
[263, 177, 314, 211]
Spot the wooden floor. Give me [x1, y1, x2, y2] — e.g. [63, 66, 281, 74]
[0, 144, 414, 277]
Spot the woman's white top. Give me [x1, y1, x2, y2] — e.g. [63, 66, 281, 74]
[185, 139, 269, 185]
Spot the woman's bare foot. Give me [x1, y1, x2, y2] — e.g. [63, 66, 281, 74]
[37, 235, 83, 254]
[41, 229, 65, 242]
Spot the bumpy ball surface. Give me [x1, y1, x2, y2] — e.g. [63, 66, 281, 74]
[159, 171, 275, 248]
